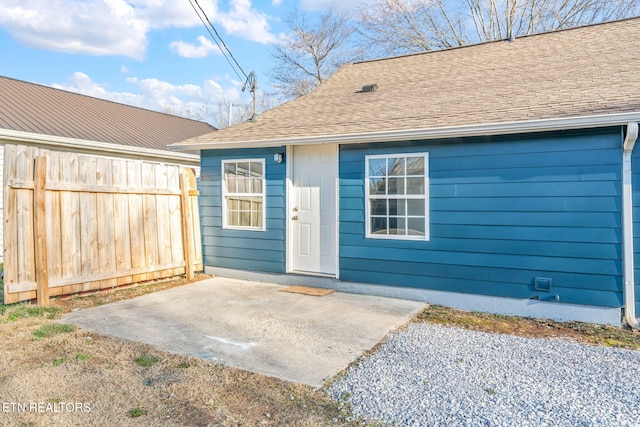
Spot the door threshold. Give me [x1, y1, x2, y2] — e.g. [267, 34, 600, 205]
[290, 270, 336, 279]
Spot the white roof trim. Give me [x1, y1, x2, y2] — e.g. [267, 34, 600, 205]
[169, 112, 640, 150]
[0, 128, 200, 166]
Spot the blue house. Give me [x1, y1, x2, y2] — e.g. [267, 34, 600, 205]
[171, 18, 640, 327]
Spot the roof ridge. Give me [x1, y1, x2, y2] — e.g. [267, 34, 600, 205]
[353, 15, 640, 65]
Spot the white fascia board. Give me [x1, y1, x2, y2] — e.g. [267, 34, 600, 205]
[169, 111, 640, 150]
[0, 128, 200, 166]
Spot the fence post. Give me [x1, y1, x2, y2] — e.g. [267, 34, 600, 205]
[180, 170, 195, 281]
[34, 155, 49, 306]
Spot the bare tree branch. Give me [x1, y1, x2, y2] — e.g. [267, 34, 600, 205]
[359, 0, 640, 56]
[269, 6, 357, 100]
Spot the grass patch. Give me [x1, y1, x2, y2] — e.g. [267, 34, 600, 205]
[2, 304, 61, 323]
[75, 353, 91, 361]
[32, 323, 75, 339]
[1, 273, 355, 426]
[127, 407, 147, 418]
[418, 305, 640, 350]
[52, 357, 68, 367]
[134, 354, 159, 367]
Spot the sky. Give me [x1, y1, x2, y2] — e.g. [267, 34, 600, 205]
[0, 0, 363, 126]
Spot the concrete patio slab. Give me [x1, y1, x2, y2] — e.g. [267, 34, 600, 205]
[62, 277, 426, 388]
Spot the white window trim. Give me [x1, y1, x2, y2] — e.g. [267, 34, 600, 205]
[365, 152, 430, 241]
[221, 158, 266, 231]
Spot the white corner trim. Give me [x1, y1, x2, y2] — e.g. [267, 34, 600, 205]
[0, 128, 200, 166]
[285, 145, 293, 273]
[622, 122, 639, 328]
[170, 111, 640, 150]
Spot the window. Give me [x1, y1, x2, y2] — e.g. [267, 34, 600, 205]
[366, 153, 429, 240]
[222, 159, 265, 230]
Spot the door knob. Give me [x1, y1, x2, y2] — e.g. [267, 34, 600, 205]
[293, 207, 299, 212]
[292, 215, 299, 221]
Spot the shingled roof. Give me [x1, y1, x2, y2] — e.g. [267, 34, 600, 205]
[0, 76, 215, 151]
[172, 17, 640, 150]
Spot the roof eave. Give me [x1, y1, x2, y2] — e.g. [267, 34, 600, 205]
[168, 112, 640, 150]
[0, 128, 200, 166]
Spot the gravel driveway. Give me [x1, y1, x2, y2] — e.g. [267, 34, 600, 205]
[328, 323, 640, 426]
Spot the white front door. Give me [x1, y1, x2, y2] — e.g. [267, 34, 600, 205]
[290, 144, 337, 275]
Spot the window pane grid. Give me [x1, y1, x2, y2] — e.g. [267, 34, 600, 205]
[366, 154, 428, 240]
[222, 159, 265, 230]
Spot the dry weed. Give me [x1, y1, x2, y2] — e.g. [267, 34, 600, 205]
[0, 275, 354, 426]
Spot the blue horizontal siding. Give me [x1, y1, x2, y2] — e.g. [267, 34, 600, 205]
[339, 131, 619, 159]
[358, 196, 619, 213]
[340, 245, 620, 276]
[339, 257, 619, 291]
[431, 165, 619, 184]
[200, 147, 287, 273]
[339, 129, 624, 308]
[206, 256, 284, 273]
[340, 208, 620, 228]
[342, 219, 621, 244]
[339, 233, 620, 260]
[430, 211, 619, 228]
[430, 224, 621, 244]
[431, 181, 620, 198]
[339, 268, 622, 307]
[203, 245, 285, 263]
[206, 236, 286, 251]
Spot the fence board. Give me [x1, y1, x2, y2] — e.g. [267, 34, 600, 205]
[155, 164, 172, 268]
[34, 156, 49, 305]
[46, 152, 62, 287]
[16, 146, 36, 294]
[3, 144, 18, 303]
[112, 158, 133, 287]
[59, 152, 82, 294]
[180, 171, 195, 281]
[3, 145, 202, 304]
[189, 170, 203, 271]
[167, 165, 184, 276]
[142, 162, 160, 281]
[97, 157, 118, 289]
[127, 160, 146, 283]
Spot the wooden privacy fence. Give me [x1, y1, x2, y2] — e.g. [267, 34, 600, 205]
[3, 145, 202, 305]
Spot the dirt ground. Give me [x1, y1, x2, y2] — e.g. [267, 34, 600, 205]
[2, 274, 640, 426]
[0, 275, 356, 427]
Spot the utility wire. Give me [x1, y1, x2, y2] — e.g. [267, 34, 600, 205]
[188, 0, 249, 82]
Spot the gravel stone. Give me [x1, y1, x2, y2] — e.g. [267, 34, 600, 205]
[327, 323, 640, 426]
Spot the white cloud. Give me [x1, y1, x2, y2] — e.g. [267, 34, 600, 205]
[121, 65, 129, 73]
[214, 0, 277, 44]
[52, 71, 143, 106]
[169, 35, 222, 58]
[50, 71, 247, 125]
[0, 0, 276, 58]
[272, 0, 283, 6]
[0, 0, 149, 59]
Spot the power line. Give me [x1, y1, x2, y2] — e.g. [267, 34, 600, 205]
[187, 0, 258, 120]
[187, 0, 249, 81]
